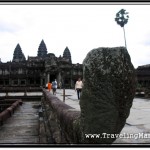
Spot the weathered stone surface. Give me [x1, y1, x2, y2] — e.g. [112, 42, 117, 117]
[0, 101, 40, 144]
[42, 89, 81, 143]
[80, 47, 136, 143]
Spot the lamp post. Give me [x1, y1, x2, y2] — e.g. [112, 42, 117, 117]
[115, 9, 129, 49]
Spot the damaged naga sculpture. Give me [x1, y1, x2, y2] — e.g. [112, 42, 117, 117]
[79, 47, 136, 143]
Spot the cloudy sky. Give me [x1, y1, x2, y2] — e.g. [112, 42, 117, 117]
[0, 4, 150, 68]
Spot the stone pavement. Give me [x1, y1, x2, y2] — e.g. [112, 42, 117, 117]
[54, 89, 81, 111]
[54, 89, 150, 144]
[114, 98, 150, 144]
[0, 101, 40, 144]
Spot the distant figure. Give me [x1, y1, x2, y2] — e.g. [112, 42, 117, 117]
[75, 78, 83, 100]
[48, 82, 52, 92]
[52, 79, 57, 95]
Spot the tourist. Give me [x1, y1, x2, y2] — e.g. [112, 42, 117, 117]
[75, 78, 83, 100]
[48, 82, 52, 92]
[52, 79, 57, 95]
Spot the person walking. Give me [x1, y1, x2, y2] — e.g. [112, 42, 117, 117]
[48, 82, 52, 92]
[52, 79, 57, 95]
[75, 78, 83, 100]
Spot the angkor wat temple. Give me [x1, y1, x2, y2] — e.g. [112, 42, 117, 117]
[0, 40, 83, 88]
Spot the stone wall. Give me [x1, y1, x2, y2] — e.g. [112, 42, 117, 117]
[0, 87, 42, 92]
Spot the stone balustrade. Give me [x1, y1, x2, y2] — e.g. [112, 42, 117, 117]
[0, 99, 23, 125]
[0, 87, 42, 93]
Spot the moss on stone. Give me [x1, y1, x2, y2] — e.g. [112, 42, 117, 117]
[80, 47, 136, 143]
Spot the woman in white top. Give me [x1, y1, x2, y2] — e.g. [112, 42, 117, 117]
[75, 78, 83, 100]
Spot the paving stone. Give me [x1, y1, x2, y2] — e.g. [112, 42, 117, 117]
[0, 136, 39, 143]
[0, 101, 40, 144]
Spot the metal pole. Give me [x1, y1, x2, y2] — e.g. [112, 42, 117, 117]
[63, 88, 65, 102]
[123, 26, 127, 49]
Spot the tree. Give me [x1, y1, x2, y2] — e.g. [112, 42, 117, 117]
[115, 9, 129, 49]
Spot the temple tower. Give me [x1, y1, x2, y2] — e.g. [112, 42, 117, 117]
[63, 47, 72, 63]
[12, 44, 26, 62]
[37, 39, 47, 57]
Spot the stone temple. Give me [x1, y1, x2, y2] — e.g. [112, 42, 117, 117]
[0, 40, 83, 88]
